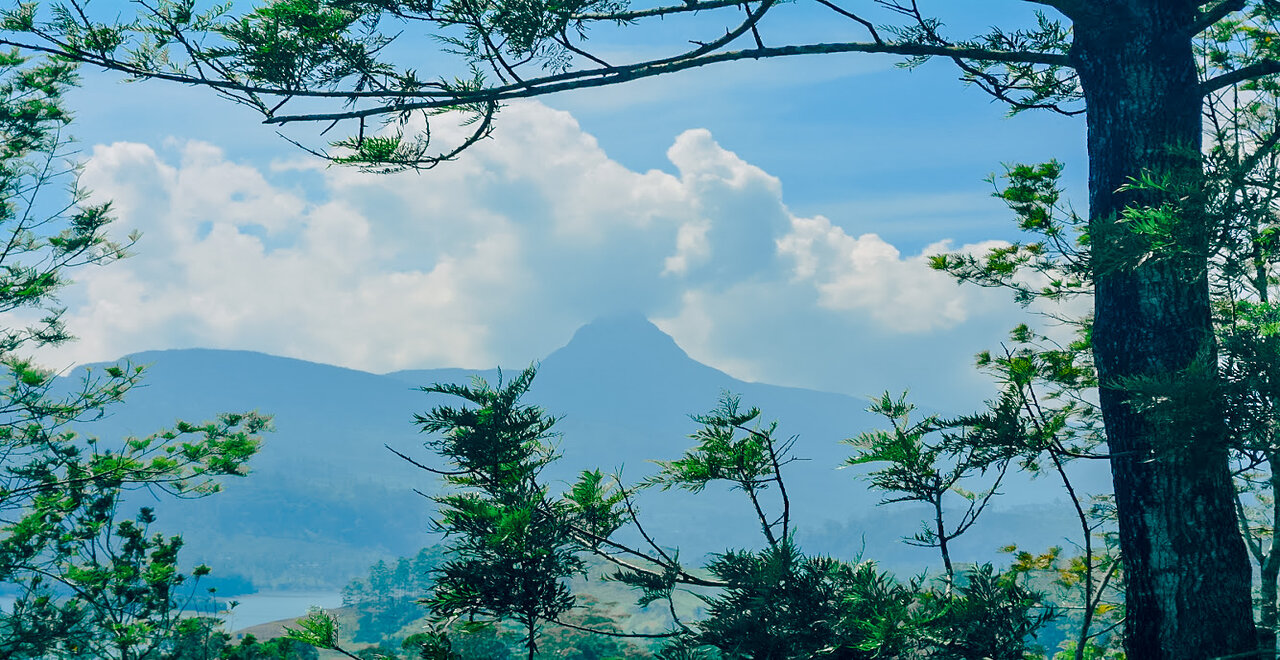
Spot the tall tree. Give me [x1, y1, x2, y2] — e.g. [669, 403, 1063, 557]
[413, 368, 579, 660]
[14, 0, 1280, 656]
[0, 48, 268, 657]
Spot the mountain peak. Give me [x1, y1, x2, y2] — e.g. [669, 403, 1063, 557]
[563, 313, 679, 352]
[535, 313, 731, 418]
[542, 313, 704, 377]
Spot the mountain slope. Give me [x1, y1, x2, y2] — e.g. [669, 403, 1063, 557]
[71, 315, 1093, 590]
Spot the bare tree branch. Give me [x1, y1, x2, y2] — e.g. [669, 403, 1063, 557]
[1194, 0, 1247, 35]
[0, 32, 1068, 115]
[263, 41, 1070, 126]
[384, 443, 468, 476]
[574, 0, 748, 20]
[549, 618, 682, 638]
[1204, 59, 1280, 96]
[813, 0, 883, 44]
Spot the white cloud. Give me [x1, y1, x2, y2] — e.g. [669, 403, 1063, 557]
[777, 217, 1008, 331]
[38, 101, 1027, 407]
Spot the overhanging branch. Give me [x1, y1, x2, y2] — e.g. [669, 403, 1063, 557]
[1194, 0, 1247, 35]
[264, 41, 1071, 126]
[1203, 59, 1280, 96]
[1, 30, 1067, 115]
[574, 0, 747, 21]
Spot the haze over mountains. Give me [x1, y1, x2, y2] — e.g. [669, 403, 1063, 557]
[76, 314, 1101, 592]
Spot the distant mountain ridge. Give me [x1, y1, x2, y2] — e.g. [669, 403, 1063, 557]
[74, 315, 1093, 591]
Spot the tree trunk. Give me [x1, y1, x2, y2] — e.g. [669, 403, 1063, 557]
[935, 496, 954, 581]
[1070, 2, 1258, 658]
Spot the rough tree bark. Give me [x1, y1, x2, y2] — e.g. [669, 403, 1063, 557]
[1071, 2, 1258, 657]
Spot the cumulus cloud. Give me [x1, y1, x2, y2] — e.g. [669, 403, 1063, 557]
[778, 217, 1009, 331]
[39, 101, 1025, 407]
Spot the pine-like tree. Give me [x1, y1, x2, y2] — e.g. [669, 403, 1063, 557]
[0, 50, 268, 658]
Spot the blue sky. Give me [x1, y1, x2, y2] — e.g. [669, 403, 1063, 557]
[35, 3, 1089, 412]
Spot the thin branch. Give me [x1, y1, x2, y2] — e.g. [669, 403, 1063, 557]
[733, 423, 794, 541]
[744, 3, 765, 49]
[0, 33, 1068, 125]
[664, 591, 692, 634]
[948, 459, 1009, 539]
[265, 40, 1068, 125]
[1050, 446, 1097, 660]
[295, 100, 496, 170]
[619, 486, 678, 567]
[742, 478, 777, 546]
[765, 434, 792, 541]
[557, 29, 612, 68]
[568, 525, 726, 588]
[570, 535, 704, 585]
[813, 0, 883, 44]
[951, 55, 1083, 116]
[1089, 559, 1120, 617]
[574, 0, 749, 21]
[384, 443, 468, 476]
[1193, 0, 1247, 35]
[1087, 613, 1125, 642]
[1204, 60, 1280, 96]
[1233, 123, 1280, 178]
[550, 617, 681, 638]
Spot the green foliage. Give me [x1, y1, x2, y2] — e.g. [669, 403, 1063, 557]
[661, 539, 1056, 659]
[1198, 50, 1280, 657]
[649, 395, 778, 494]
[688, 539, 893, 658]
[211, 0, 392, 90]
[415, 366, 581, 658]
[889, 10, 1077, 114]
[0, 50, 269, 659]
[337, 546, 662, 658]
[403, 628, 469, 660]
[284, 608, 344, 652]
[846, 392, 1013, 578]
[1001, 540, 1125, 659]
[166, 616, 233, 660]
[923, 564, 1057, 659]
[1199, 3, 1280, 97]
[404, 371, 1062, 659]
[931, 161, 1089, 306]
[165, 617, 321, 660]
[563, 469, 627, 548]
[140, 0, 630, 89]
[0, 400, 269, 657]
[22, 1, 1280, 655]
[0, 50, 132, 354]
[342, 547, 445, 642]
[7, 0, 1085, 171]
[219, 633, 321, 660]
[646, 394, 792, 545]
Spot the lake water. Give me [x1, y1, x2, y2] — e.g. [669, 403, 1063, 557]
[0, 591, 344, 632]
[211, 591, 344, 631]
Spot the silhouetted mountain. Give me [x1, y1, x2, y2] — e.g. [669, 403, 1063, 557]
[73, 315, 1096, 591]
